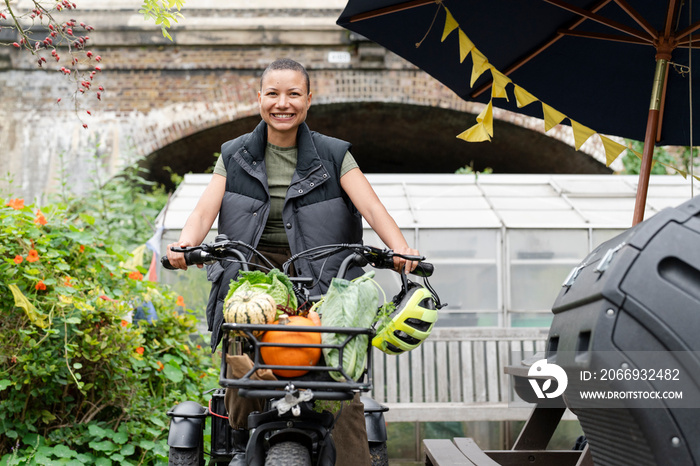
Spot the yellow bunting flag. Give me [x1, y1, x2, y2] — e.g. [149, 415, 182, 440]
[660, 162, 687, 178]
[477, 100, 494, 137]
[600, 135, 628, 166]
[458, 29, 474, 63]
[9, 284, 48, 328]
[513, 85, 538, 108]
[542, 103, 567, 132]
[491, 69, 511, 101]
[442, 8, 459, 42]
[457, 122, 491, 142]
[571, 120, 596, 150]
[470, 48, 490, 86]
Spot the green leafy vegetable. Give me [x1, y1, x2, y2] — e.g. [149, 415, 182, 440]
[317, 272, 379, 381]
[226, 268, 297, 310]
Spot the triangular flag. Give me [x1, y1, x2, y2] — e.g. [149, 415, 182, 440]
[542, 103, 567, 132]
[458, 29, 474, 63]
[491, 69, 511, 101]
[470, 48, 490, 86]
[476, 100, 494, 137]
[513, 85, 538, 108]
[659, 162, 687, 178]
[570, 120, 596, 150]
[442, 8, 459, 42]
[600, 135, 628, 166]
[457, 122, 491, 142]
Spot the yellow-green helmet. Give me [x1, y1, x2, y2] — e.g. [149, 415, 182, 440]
[373, 284, 438, 355]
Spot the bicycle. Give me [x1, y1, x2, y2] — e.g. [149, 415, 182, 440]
[162, 235, 441, 466]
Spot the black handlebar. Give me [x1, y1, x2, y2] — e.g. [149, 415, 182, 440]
[161, 240, 434, 279]
[161, 249, 211, 270]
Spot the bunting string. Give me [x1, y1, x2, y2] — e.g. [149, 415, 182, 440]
[437, 5, 699, 181]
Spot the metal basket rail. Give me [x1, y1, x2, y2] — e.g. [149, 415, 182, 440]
[220, 322, 374, 400]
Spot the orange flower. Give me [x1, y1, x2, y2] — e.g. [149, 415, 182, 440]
[199, 373, 207, 379]
[128, 271, 143, 281]
[34, 210, 47, 226]
[6, 198, 24, 210]
[136, 347, 144, 355]
[176, 296, 185, 307]
[121, 320, 129, 327]
[196, 344, 202, 350]
[79, 245, 85, 253]
[35, 280, 46, 291]
[156, 361, 164, 372]
[26, 250, 39, 263]
[64, 276, 73, 287]
[13, 255, 23, 264]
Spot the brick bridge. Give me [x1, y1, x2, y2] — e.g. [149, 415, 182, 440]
[0, 0, 611, 201]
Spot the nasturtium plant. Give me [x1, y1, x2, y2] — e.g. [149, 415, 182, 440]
[0, 193, 217, 465]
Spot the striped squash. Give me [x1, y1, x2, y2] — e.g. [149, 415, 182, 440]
[223, 290, 277, 336]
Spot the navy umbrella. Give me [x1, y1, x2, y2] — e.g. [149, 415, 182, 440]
[337, 0, 700, 224]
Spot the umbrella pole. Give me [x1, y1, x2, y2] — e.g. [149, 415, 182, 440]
[633, 58, 669, 226]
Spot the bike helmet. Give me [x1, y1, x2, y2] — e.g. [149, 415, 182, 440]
[372, 282, 438, 355]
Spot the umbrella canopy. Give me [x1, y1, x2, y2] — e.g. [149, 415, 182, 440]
[337, 0, 700, 224]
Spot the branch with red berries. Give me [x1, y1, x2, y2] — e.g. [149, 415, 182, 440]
[1, 0, 184, 128]
[2, 0, 104, 127]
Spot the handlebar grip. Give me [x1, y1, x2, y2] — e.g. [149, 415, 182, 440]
[160, 250, 210, 269]
[412, 262, 434, 278]
[161, 256, 177, 270]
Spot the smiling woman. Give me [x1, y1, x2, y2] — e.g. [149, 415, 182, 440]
[164, 57, 419, 466]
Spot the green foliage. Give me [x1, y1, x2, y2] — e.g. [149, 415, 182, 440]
[455, 162, 493, 180]
[51, 151, 168, 252]
[139, 0, 185, 41]
[0, 195, 216, 464]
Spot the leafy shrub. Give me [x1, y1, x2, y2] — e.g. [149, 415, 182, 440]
[0, 196, 217, 465]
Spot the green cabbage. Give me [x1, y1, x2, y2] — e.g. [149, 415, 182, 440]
[318, 271, 378, 381]
[225, 269, 297, 310]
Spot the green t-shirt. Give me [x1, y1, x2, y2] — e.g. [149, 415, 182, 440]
[214, 144, 358, 248]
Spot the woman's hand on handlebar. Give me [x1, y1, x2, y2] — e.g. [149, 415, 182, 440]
[166, 240, 203, 270]
[393, 245, 420, 274]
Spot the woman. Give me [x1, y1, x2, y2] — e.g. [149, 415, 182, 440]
[166, 58, 418, 466]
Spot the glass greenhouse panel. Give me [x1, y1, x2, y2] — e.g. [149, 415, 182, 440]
[509, 229, 588, 260]
[419, 229, 498, 259]
[435, 311, 499, 328]
[591, 229, 627, 249]
[510, 264, 571, 310]
[510, 312, 555, 328]
[430, 263, 498, 311]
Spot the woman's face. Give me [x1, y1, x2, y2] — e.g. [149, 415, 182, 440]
[258, 69, 312, 146]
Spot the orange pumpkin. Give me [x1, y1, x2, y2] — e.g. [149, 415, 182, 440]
[260, 315, 321, 377]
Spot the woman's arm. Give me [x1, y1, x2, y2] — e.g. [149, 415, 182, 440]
[165, 174, 226, 270]
[340, 168, 419, 272]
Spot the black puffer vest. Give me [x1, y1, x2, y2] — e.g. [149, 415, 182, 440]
[205, 121, 364, 349]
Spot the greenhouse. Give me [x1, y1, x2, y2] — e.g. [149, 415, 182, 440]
[157, 172, 699, 329]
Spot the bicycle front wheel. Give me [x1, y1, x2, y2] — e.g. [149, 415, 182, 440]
[265, 441, 311, 466]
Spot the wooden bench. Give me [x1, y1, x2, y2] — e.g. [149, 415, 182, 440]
[424, 437, 592, 466]
[369, 327, 551, 422]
